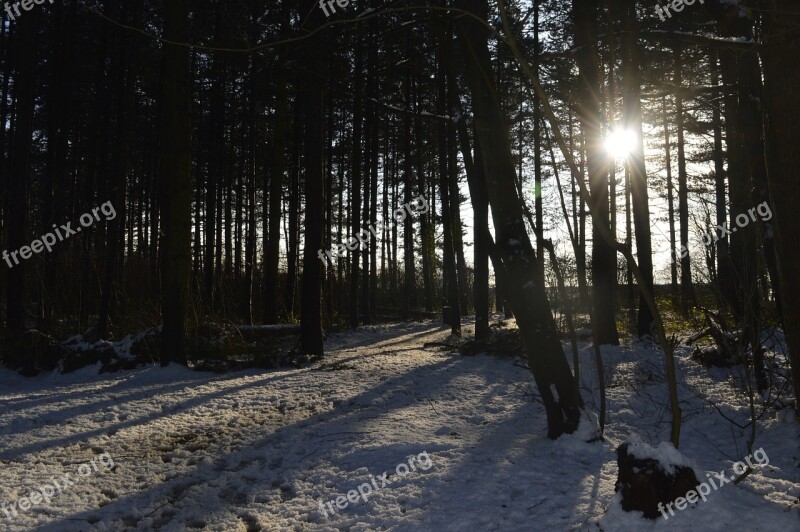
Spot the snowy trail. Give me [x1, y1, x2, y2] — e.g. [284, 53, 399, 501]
[0, 320, 798, 531]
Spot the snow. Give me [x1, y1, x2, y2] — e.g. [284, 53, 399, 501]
[622, 435, 697, 476]
[0, 319, 798, 530]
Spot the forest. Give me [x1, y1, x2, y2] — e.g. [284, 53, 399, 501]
[0, 0, 799, 530]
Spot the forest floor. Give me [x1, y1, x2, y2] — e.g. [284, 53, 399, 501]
[0, 318, 798, 531]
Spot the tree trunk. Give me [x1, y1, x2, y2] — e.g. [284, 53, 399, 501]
[760, 0, 800, 415]
[662, 96, 678, 295]
[715, 3, 768, 392]
[456, 0, 580, 438]
[456, 117, 489, 342]
[5, 7, 38, 369]
[349, 36, 364, 329]
[284, 102, 302, 319]
[205, 40, 225, 316]
[158, 0, 191, 366]
[264, 7, 289, 324]
[574, 0, 619, 345]
[98, 2, 131, 340]
[533, 2, 544, 281]
[401, 58, 416, 316]
[436, 31, 461, 334]
[621, 1, 654, 337]
[710, 50, 735, 311]
[298, 0, 324, 357]
[674, 47, 695, 312]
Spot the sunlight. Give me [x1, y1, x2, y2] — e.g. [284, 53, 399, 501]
[605, 128, 638, 159]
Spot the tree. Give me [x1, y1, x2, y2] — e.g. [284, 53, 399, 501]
[264, 3, 289, 325]
[298, 0, 325, 357]
[573, 0, 619, 345]
[620, 0, 654, 337]
[4, 7, 38, 372]
[760, 0, 800, 414]
[158, 0, 192, 366]
[456, 0, 581, 438]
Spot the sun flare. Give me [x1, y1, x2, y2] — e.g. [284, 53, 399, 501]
[605, 129, 638, 159]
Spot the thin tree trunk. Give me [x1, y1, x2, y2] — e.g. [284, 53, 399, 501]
[349, 36, 364, 329]
[663, 96, 678, 295]
[284, 102, 302, 319]
[436, 27, 461, 334]
[710, 50, 735, 310]
[674, 47, 695, 312]
[402, 61, 416, 316]
[533, 2, 544, 280]
[244, 57, 257, 325]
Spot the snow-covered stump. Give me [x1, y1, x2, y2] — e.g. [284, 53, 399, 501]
[614, 438, 699, 519]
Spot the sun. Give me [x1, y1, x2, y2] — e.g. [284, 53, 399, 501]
[605, 129, 638, 159]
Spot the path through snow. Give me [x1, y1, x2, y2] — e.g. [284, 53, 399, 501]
[0, 320, 798, 531]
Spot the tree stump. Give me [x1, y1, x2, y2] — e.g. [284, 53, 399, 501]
[615, 439, 699, 519]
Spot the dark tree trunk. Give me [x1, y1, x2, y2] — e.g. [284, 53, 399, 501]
[621, 1, 654, 337]
[710, 51, 735, 311]
[760, 0, 800, 415]
[662, 96, 678, 295]
[436, 30, 461, 335]
[205, 42, 225, 316]
[41, 0, 74, 330]
[98, 2, 131, 340]
[361, 29, 377, 325]
[715, 4, 767, 392]
[402, 61, 416, 316]
[264, 7, 289, 324]
[4, 7, 38, 368]
[244, 58, 257, 325]
[456, 117, 489, 342]
[349, 36, 364, 329]
[674, 47, 695, 312]
[158, 0, 192, 366]
[298, 0, 324, 357]
[456, 0, 580, 438]
[533, 2, 544, 281]
[284, 102, 302, 319]
[574, 0, 619, 345]
[414, 79, 434, 312]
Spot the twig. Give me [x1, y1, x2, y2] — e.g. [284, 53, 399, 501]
[142, 500, 172, 518]
[426, 397, 439, 414]
[527, 497, 549, 510]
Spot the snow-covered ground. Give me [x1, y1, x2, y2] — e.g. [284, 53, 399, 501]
[0, 319, 798, 531]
